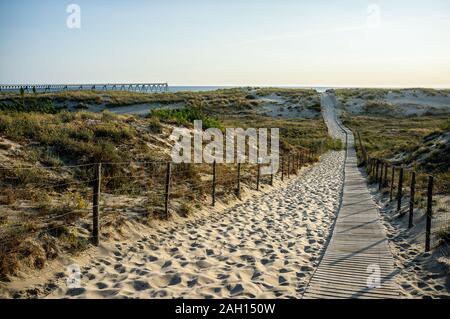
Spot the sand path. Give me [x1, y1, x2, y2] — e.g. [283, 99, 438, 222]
[43, 152, 345, 299]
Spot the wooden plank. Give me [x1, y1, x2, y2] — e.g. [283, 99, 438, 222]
[304, 94, 398, 299]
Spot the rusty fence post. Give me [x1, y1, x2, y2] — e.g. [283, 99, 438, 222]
[92, 163, 101, 246]
[164, 162, 172, 219]
[212, 160, 216, 206]
[397, 166, 404, 212]
[425, 175, 433, 252]
[408, 171, 416, 228]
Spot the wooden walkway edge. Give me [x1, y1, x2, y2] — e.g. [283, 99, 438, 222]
[303, 94, 399, 299]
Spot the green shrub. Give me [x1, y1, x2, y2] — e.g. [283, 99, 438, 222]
[149, 107, 223, 130]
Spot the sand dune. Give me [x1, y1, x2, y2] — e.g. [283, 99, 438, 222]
[18, 151, 344, 299]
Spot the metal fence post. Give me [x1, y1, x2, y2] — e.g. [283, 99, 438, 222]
[425, 175, 433, 252]
[212, 160, 216, 206]
[397, 167, 404, 212]
[164, 162, 171, 219]
[408, 171, 416, 228]
[92, 163, 101, 246]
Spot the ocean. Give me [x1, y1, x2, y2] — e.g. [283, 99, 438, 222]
[0, 85, 330, 93]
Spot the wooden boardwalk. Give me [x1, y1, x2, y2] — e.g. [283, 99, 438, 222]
[304, 94, 399, 299]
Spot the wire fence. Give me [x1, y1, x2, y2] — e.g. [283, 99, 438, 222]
[0, 148, 322, 276]
[355, 131, 450, 253]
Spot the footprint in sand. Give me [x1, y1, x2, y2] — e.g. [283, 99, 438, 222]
[132, 280, 150, 291]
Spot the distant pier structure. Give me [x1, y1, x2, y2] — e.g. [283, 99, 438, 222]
[0, 83, 169, 93]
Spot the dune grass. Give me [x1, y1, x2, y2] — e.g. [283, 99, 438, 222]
[0, 88, 337, 279]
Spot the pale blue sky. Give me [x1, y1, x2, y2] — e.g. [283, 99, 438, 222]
[1, 0, 450, 87]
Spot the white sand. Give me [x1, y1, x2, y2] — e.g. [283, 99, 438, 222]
[341, 89, 450, 117]
[5, 150, 344, 299]
[256, 94, 320, 119]
[370, 185, 450, 298]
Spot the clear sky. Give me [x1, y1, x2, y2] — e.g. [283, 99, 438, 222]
[1, 0, 450, 87]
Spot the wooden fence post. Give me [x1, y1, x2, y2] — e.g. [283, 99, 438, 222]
[270, 169, 274, 186]
[92, 163, 101, 246]
[281, 157, 285, 181]
[372, 159, 376, 177]
[383, 163, 388, 187]
[378, 162, 384, 190]
[212, 160, 216, 206]
[287, 155, 291, 179]
[164, 162, 171, 219]
[357, 131, 366, 165]
[256, 163, 261, 191]
[408, 171, 416, 228]
[237, 163, 241, 198]
[371, 159, 375, 177]
[390, 166, 395, 202]
[397, 167, 404, 212]
[425, 175, 433, 252]
[375, 159, 380, 183]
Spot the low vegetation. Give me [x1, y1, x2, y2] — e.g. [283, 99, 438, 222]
[0, 88, 336, 280]
[340, 90, 450, 245]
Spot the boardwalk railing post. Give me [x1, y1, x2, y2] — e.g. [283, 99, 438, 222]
[425, 175, 433, 252]
[390, 166, 395, 202]
[378, 161, 384, 190]
[375, 159, 380, 182]
[212, 160, 216, 206]
[397, 166, 404, 212]
[256, 162, 261, 191]
[371, 159, 375, 177]
[164, 162, 171, 219]
[237, 163, 241, 198]
[408, 171, 416, 228]
[92, 163, 101, 246]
